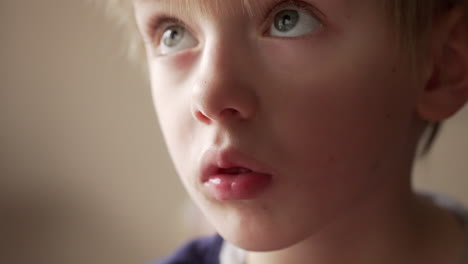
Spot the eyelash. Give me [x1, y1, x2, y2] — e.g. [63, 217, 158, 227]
[146, 0, 325, 44]
[262, 0, 325, 26]
[146, 16, 187, 43]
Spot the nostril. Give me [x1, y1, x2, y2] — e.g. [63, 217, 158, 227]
[220, 108, 239, 117]
[194, 110, 211, 123]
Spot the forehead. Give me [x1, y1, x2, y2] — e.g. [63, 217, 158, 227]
[135, 0, 274, 17]
[133, 0, 362, 19]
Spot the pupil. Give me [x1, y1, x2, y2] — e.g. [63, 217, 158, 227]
[275, 10, 299, 32]
[163, 26, 184, 47]
[170, 30, 179, 39]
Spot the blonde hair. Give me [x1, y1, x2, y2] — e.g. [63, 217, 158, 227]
[93, 0, 141, 61]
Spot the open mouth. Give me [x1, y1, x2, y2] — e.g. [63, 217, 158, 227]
[205, 166, 272, 200]
[199, 147, 274, 200]
[217, 167, 253, 175]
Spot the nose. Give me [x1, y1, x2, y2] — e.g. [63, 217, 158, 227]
[191, 40, 258, 125]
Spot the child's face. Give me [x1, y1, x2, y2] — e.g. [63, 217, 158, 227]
[134, 0, 423, 250]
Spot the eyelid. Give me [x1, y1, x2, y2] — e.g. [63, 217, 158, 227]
[262, 0, 326, 35]
[146, 15, 188, 43]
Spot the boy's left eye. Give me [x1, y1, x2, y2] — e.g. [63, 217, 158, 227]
[269, 7, 322, 38]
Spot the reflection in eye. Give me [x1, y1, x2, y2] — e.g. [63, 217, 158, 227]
[270, 8, 321, 38]
[160, 25, 197, 55]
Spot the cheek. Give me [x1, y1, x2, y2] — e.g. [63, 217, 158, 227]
[260, 38, 416, 171]
[149, 67, 196, 176]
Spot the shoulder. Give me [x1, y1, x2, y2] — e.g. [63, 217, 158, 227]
[420, 192, 468, 231]
[425, 192, 468, 227]
[420, 192, 468, 263]
[154, 234, 224, 264]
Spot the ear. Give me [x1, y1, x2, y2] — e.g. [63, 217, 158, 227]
[418, 6, 468, 122]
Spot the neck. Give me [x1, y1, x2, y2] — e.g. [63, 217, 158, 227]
[246, 177, 464, 264]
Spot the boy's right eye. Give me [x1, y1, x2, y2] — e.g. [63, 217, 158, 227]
[159, 25, 197, 56]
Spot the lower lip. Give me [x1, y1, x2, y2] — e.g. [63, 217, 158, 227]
[203, 173, 272, 200]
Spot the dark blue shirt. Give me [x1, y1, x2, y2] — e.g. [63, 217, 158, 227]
[155, 235, 224, 264]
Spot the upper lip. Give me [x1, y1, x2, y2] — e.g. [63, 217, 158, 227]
[200, 147, 272, 183]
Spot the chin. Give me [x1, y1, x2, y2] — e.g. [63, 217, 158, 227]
[211, 213, 310, 252]
[223, 229, 307, 252]
[195, 193, 318, 252]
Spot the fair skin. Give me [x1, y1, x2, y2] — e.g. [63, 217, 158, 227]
[133, 0, 468, 263]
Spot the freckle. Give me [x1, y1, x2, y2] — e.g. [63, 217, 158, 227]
[385, 113, 392, 120]
[328, 156, 336, 163]
[391, 67, 397, 73]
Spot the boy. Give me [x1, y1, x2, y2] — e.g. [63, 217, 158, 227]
[107, 0, 468, 263]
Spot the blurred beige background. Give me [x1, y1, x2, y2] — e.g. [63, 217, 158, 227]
[1, 1, 467, 264]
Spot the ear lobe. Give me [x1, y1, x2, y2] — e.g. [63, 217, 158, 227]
[417, 7, 468, 122]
